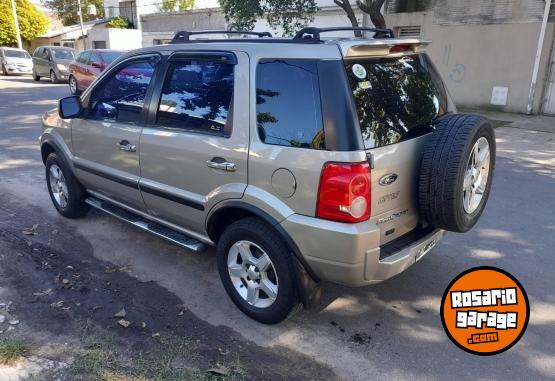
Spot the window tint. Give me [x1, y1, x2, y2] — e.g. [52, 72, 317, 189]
[344, 54, 448, 149]
[81, 52, 91, 65]
[89, 52, 100, 66]
[256, 59, 324, 149]
[5, 50, 30, 59]
[101, 51, 124, 65]
[156, 60, 234, 135]
[89, 60, 156, 124]
[52, 49, 75, 60]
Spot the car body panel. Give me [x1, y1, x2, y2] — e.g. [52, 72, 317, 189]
[32, 46, 76, 81]
[40, 37, 456, 287]
[1, 47, 33, 74]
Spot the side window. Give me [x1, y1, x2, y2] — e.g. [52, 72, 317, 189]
[35, 48, 43, 58]
[256, 59, 325, 149]
[88, 59, 156, 124]
[156, 59, 234, 135]
[82, 52, 92, 65]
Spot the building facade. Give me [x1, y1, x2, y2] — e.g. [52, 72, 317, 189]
[385, 0, 555, 114]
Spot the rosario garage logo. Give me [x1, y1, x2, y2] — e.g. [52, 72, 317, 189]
[440, 267, 529, 355]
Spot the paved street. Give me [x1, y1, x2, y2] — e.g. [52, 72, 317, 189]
[0, 76, 554, 380]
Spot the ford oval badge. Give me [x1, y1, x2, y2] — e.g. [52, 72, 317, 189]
[379, 173, 398, 186]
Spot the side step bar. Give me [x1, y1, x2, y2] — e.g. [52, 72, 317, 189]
[84, 197, 208, 253]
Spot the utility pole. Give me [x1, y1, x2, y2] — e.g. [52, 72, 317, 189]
[77, 0, 87, 50]
[9, 0, 23, 49]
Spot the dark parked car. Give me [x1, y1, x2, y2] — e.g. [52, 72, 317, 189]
[68, 49, 126, 95]
[32, 46, 76, 83]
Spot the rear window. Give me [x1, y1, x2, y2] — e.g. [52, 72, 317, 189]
[256, 59, 325, 150]
[345, 54, 448, 149]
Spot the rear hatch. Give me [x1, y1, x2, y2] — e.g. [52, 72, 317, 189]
[343, 52, 450, 245]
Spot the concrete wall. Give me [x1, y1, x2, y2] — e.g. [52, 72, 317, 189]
[141, 8, 226, 46]
[87, 28, 143, 50]
[386, 11, 555, 114]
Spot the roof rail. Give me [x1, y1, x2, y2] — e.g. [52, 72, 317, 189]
[172, 30, 272, 43]
[293, 27, 395, 40]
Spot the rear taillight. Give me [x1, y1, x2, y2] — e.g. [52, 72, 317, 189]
[389, 44, 411, 53]
[317, 162, 371, 223]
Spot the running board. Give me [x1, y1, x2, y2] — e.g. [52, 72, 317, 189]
[84, 197, 208, 253]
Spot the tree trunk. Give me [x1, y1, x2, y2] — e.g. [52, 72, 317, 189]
[334, 0, 362, 37]
[357, 0, 387, 29]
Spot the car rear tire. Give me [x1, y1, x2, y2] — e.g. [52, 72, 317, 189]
[418, 114, 495, 233]
[217, 217, 301, 324]
[50, 70, 58, 84]
[69, 75, 81, 95]
[45, 153, 89, 218]
[32, 70, 40, 81]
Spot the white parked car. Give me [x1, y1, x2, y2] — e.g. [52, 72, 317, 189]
[0, 47, 33, 76]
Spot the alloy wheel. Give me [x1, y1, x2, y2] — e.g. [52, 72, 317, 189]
[462, 137, 491, 214]
[49, 164, 69, 208]
[227, 240, 278, 308]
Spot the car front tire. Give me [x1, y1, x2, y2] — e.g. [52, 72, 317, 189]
[217, 217, 301, 324]
[50, 70, 58, 84]
[45, 153, 89, 218]
[2, 64, 8, 76]
[32, 70, 40, 81]
[68, 75, 81, 95]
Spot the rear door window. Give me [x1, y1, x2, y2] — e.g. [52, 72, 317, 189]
[256, 59, 325, 150]
[344, 54, 448, 149]
[155, 59, 235, 135]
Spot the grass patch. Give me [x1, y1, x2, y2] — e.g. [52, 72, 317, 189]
[0, 339, 31, 365]
[491, 120, 512, 128]
[70, 321, 243, 381]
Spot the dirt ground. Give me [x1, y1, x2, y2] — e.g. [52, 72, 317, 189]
[0, 194, 335, 380]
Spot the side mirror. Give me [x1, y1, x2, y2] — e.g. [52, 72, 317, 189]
[91, 62, 103, 69]
[59, 96, 83, 119]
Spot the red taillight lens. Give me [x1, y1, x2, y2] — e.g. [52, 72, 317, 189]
[317, 162, 371, 223]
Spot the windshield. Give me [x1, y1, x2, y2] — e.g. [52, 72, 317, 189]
[101, 51, 125, 65]
[345, 54, 448, 149]
[52, 49, 75, 60]
[4, 50, 31, 59]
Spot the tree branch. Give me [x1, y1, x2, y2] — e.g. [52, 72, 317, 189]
[334, 0, 361, 36]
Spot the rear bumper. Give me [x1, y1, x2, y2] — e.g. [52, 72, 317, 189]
[281, 214, 445, 287]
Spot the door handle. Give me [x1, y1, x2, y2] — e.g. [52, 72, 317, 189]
[117, 140, 136, 152]
[206, 158, 236, 172]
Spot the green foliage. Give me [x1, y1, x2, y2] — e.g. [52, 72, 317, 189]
[106, 16, 129, 29]
[0, 339, 31, 365]
[220, 0, 318, 36]
[41, 0, 104, 26]
[159, 0, 194, 13]
[0, 0, 49, 46]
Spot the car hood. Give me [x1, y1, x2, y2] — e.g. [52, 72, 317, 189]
[54, 59, 73, 66]
[4, 57, 32, 65]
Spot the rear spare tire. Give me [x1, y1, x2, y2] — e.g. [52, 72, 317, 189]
[418, 114, 495, 233]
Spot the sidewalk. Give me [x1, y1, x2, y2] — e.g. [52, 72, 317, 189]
[460, 107, 555, 133]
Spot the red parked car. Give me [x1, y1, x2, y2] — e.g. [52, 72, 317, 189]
[68, 49, 126, 95]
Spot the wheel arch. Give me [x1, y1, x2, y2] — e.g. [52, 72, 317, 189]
[207, 201, 321, 308]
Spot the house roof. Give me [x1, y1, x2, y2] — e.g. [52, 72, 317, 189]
[38, 18, 109, 39]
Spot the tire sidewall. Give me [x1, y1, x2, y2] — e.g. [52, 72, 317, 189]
[45, 153, 87, 218]
[50, 70, 57, 83]
[217, 219, 298, 324]
[453, 121, 496, 231]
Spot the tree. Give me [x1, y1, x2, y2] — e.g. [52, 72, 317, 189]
[219, 0, 318, 36]
[334, 0, 387, 35]
[106, 16, 129, 28]
[41, 0, 104, 26]
[159, 0, 194, 13]
[0, 0, 49, 46]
